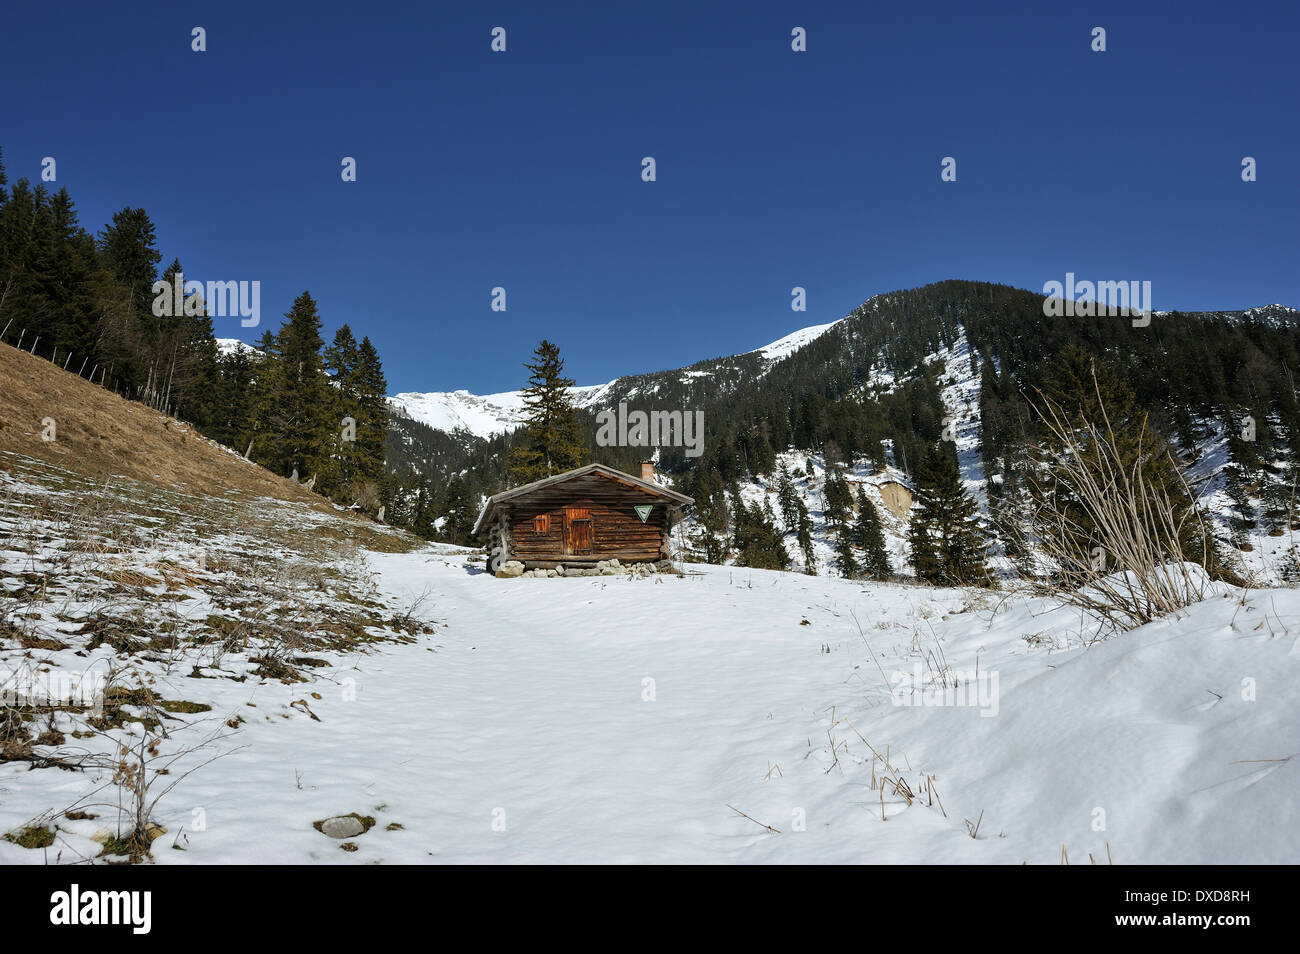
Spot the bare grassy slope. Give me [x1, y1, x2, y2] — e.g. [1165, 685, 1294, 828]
[0, 340, 317, 502]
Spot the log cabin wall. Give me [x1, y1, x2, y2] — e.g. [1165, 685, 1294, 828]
[502, 473, 672, 567]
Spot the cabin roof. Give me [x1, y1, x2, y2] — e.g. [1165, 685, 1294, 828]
[472, 463, 694, 535]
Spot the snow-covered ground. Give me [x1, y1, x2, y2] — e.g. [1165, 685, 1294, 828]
[3, 451, 1297, 864]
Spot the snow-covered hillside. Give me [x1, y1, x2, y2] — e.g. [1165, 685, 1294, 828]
[677, 450, 916, 576]
[675, 325, 1299, 586]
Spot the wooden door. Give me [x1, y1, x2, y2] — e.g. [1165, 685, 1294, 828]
[565, 506, 592, 555]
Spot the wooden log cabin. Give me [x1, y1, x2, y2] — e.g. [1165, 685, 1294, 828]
[472, 462, 694, 570]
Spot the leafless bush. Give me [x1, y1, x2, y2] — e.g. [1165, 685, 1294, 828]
[105, 709, 235, 861]
[1025, 385, 1210, 631]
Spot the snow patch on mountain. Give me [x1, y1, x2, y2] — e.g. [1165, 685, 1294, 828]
[215, 338, 261, 358]
[387, 384, 613, 439]
[933, 331, 988, 507]
[751, 319, 842, 361]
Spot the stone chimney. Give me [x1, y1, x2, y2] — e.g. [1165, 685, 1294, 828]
[640, 460, 655, 482]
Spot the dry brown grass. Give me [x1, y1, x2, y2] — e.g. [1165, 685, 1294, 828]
[0, 340, 419, 556]
[0, 340, 322, 503]
[1025, 382, 1210, 631]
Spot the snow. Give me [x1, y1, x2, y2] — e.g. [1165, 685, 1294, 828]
[750, 319, 842, 361]
[214, 338, 261, 358]
[5, 446, 1296, 864]
[933, 331, 988, 506]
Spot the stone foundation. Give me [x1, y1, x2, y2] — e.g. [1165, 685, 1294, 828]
[495, 558, 674, 579]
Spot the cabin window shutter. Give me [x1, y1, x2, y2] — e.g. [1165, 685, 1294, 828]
[533, 514, 550, 534]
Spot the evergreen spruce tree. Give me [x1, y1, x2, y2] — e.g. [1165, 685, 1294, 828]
[796, 511, 817, 575]
[354, 336, 389, 483]
[776, 466, 801, 532]
[35, 188, 97, 355]
[252, 291, 332, 483]
[152, 259, 219, 426]
[1223, 462, 1256, 548]
[691, 467, 731, 563]
[439, 476, 478, 546]
[212, 346, 257, 451]
[93, 206, 163, 391]
[907, 443, 987, 585]
[733, 500, 790, 570]
[823, 467, 853, 528]
[0, 180, 49, 336]
[507, 340, 587, 484]
[324, 325, 363, 491]
[833, 532, 859, 578]
[853, 486, 893, 580]
[96, 206, 161, 323]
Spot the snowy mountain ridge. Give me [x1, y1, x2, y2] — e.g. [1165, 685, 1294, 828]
[386, 317, 846, 439]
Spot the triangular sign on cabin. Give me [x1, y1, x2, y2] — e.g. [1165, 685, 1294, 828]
[634, 504, 653, 523]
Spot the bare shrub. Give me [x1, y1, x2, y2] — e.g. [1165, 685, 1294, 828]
[1024, 380, 1211, 631]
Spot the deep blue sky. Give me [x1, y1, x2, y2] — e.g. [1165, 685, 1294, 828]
[2, 1, 1296, 393]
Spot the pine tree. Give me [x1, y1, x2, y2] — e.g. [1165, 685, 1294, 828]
[252, 291, 332, 483]
[323, 324, 362, 491]
[354, 336, 389, 483]
[907, 444, 987, 585]
[211, 347, 257, 450]
[733, 500, 790, 570]
[1, 180, 47, 331]
[833, 532, 859, 578]
[776, 466, 801, 531]
[96, 207, 162, 324]
[35, 188, 97, 355]
[439, 475, 478, 546]
[691, 467, 731, 563]
[508, 340, 587, 484]
[853, 487, 892, 580]
[796, 511, 817, 575]
[151, 259, 220, 425]
[823, 467, 853, 528]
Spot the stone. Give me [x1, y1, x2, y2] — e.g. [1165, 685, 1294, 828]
[319, 815, 365, 839]
[496, 561, 525, 579]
